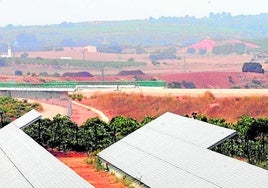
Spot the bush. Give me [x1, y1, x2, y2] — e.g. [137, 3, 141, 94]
[62, 71, 93, 77]
[182, 80, 196, 88]
[14, 70, 23, 76]
[242, 62, 264, 73]
[168, 82, 182, 88]
[20, 52, 28, 58]
[70, 93, 83, 101]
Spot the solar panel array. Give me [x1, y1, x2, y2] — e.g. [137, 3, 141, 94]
[0, 110, 93, 188]
[10, 109, 42, 129]
[99, 112, 268, 188]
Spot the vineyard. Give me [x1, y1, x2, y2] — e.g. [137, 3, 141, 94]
[4, 57, 146, 69]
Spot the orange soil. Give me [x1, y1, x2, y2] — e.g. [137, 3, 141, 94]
[52, 151, 125, 188]
[79, 90, 268, 123]
[157, 72, 268, 88]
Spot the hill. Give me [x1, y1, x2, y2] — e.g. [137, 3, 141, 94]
[1, 13, 268, 52]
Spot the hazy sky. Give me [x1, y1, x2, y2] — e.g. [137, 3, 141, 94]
[0, 0, 267, 26]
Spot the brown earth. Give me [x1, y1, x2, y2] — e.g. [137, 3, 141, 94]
[31, 98, 100, 126]
[1, 49, 268, 88]
[78, 88, 268, 123]
[51, 151, 126, 188]
[32, 88, 268, 124]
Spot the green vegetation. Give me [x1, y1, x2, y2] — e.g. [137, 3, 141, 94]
[196, 115, 268, 169]
[1, 13, 268, 52]
[4, 57, 146, 69]
[0, 95, 267, 169]
[24, 111, 268, 170]
[69, 93, 83, 101]
[0, 96, 41, 128]
[23, 114, 146, 152]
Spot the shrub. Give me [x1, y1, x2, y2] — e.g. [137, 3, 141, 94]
[182, 80, 196, 88]
[168, 82, 182, 88]
[14, 70, 23, 76]
[62, 71, 93, 77]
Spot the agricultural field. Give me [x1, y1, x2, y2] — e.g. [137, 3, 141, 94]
[78, 89, 268, 123]
[1, 48, 267, 88]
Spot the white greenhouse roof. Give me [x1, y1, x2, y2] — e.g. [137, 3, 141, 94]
[10, 109, 42, 129]
[0, 111, 93, 188]
[98, 112, 268, 188]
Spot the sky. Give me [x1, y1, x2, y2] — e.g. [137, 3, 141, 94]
[0, 0, 267, 26]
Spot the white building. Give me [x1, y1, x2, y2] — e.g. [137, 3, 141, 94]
[83, 45, 97, 52]
[0, 47, 12, 58]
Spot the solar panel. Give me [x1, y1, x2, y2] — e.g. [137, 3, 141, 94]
[98, 112, 268, 188]
[142, 112, 236, 148]
[0, 110, 94, 188]
[10, 109, 42, 129]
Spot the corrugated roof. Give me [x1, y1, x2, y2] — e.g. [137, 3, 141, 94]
[10, 109, 42, 129]
[98, 112, 268, 188]
[0, 111, 93, 188]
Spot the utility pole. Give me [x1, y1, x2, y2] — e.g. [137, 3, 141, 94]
[101, 67, 105, 82]
[67, 98, 72, 117]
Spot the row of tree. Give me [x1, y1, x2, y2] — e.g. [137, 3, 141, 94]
[22, 112, 268, 169]
[24, 114, 154, 152]
[195, 115, 268, 168]
[0, 94, 266, 169]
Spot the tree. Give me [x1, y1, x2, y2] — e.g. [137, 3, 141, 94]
[140, 116, 156, 126]
[187, 47, 196, 54]
[80, 117, 112, 152]
[20, 52, 28, 58]
[14, 70, 23, 76]
[199, 48, 207, 55]
[109, 116, 140, 141]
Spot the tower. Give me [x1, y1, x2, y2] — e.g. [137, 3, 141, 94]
[7, 46, 12, 58]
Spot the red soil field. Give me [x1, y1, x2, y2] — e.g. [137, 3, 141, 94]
[157, 72, 268, 88]
[51, 151, 125, 188]
[189, 39, 216, 51]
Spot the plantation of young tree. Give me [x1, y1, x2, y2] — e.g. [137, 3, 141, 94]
[0, 95, 267, 169]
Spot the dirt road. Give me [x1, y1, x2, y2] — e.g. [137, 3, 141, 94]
[72, 100, 109, 123]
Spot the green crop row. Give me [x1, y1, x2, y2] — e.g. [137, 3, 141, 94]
[5, 58, 146, 69]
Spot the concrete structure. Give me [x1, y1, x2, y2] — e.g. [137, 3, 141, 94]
[98, 112, 268, 188]
[0, 110, 93, 188]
